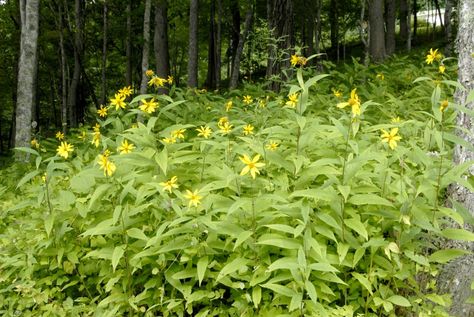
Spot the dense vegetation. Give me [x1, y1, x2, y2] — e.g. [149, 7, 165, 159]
[1, 49, 473, 316]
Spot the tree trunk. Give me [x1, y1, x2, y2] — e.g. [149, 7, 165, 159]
[359, 0, 370, 65]
[413, 0, 418, 38]
[444, 0, 455, 56]
[229, 7, 253, 89]
[15, 0, 39, 155]
[216, 0, 222, 88]
[266, 0, 293, 92]
[385, 0, 396, 55]
[230, 0, 240, 77]
[304, 1, 315, 59]
[187, 0, 199, 88]
[58, 2, 67, 133]
[407, 0, 412, 50]
[368, 0, 385, 62]
[399, 0, 408, 41]
[438, 2, 474, 316]
[67, 0, 84, 127]
[140, 0, 152, 94]
[101, 0, 108, 105]
[329, 0, 338, 59]
[315, 0, 321, 55]
[154, 0, 170, 87]
[205, 0, 218, 89]
[126, 1, 132, 86]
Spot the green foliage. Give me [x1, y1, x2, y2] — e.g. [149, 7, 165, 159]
[0, 51, 472, 316]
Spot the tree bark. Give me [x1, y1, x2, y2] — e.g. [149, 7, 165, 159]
[67, 0, 84, 127]
[216, 0, 222, 88]
[230, 0, 240, 77]
[58, 1, 67, 133]
[385, 0, 396, 55]
[205, 0, 218, 89]
[187, 0, 199, 88]
[413, 0, 418, 38]
[229, 7, 253, 89]
[444, 0, 456, 56]
[126, 1, 132, 86]
[101, 0, 108, 105]
[15, 0, 40, 155]
[266, 0, 293, 92]
[399, 0, 408, 41]
[304, 1, 315, 59]
[437, 2, 474, 316]
[154, 0, 170, 84]
[329, 0, 338, 59]
[140, 0, 152, 94]
[368, 0, 385, 62]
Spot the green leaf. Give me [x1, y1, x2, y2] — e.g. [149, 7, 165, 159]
[387, 295, 411, 307]
[348, 194, 393, 207]
[309, 263, 339, 273]
[89, 184, 113, 210]
[290, 188, 336, 202]
[304, 74, 330, 90]
[289, 293, 303, 312]
[44, 213, 55, 238]
[257, 237, 301, 249]
[352, 272, 373, 295]
[17, 170, 40, 189]
[155, 147, 168, 175]
[197, 256, 208, 286]
[217, 257, 249, 281]
[425, 293, 447, 306]
[268, 257, 299, 272]
[344, 218, 368, 240]
[252, 286, 262, 308]
[111, 245, 126, 272]
[261, 283, 297, 297]
[127, 228, 148, 241]
[305, 280, 318, 304]
[353, 248, 366, 267]
[337, 185, 351, 202]
[442, 228, 474, 241]
[234, 231, 253, 250]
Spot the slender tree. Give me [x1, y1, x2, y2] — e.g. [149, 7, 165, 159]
[154, 0, 170, 82]
[368, 0, 385, 62]
[205, 0, 218, 89]
[187, 0, 199, 88]
[399, 0, 408, 41]
[438, 1, 474, 316]
[229, 6, 253, 89]
[101, 0, 108, 105]
[140, 0, 152, 94]
[266, 0, 293, 92]
[385, 0, 396, 55]
[126, 1, 132, 87]
[329, 0, 339, 59]
[67, 0, 84, 127]
[15, 0, 40, 155]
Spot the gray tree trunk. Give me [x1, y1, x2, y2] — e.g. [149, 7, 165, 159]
[266, 0, 293, 92]
[67, 0, 83, 127]
[216, 0, 222, 88]
[369, 0, 385, 62]
[437, 2, 474, 316]
[187, 0, 199, 88]
[126, 1, 132, 86]
[101, 0, 108, 105]
[205, 0, 218, 89]
[15, 0, 40, 155]
[229, 8, 253, 89]
[140, 0, 152, 94]
[399, 0, 408, 41]
[59, 2, 67, 133]
[154, 0, 170, 86]
[385, 0, 396, 55]
[444, 0, 456, 56]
